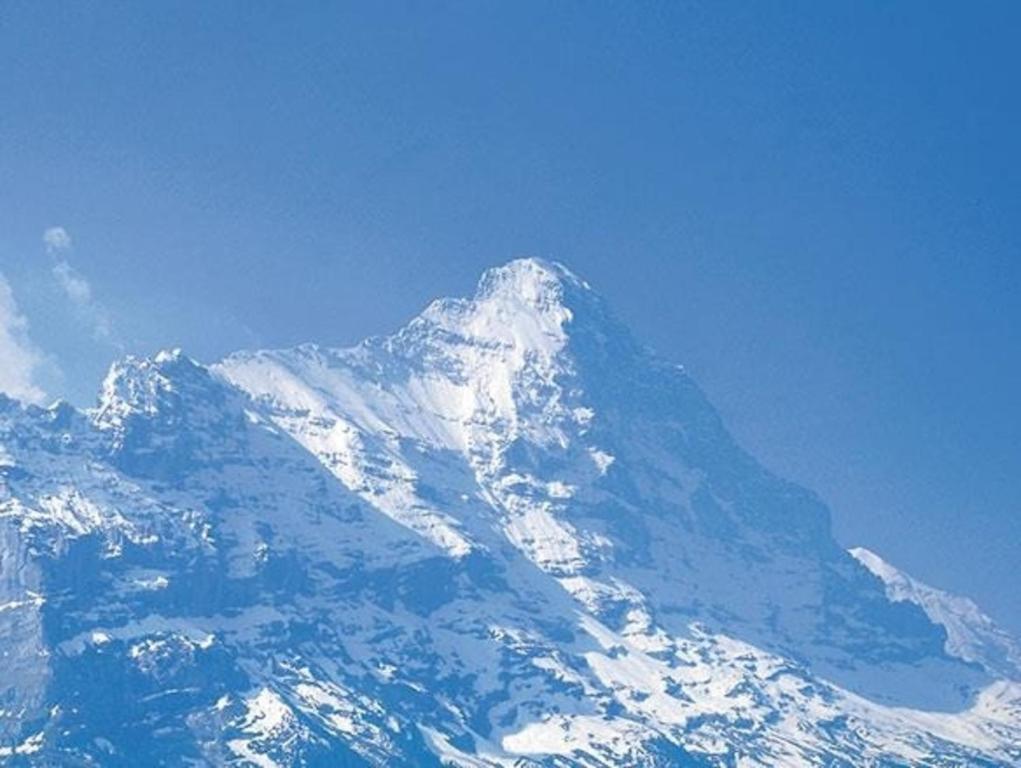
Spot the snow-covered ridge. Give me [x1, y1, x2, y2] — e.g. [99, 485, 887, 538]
[1, 258, 1019, 766]
[851, 546, 1021, 680]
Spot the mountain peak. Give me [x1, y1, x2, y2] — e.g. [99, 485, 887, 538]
[93, 349, 207, 419]
[89, 350, 251, 478]
[400, 258, 625, 367]
[397, 259, 599, 363]
[475, 257, 590, 307]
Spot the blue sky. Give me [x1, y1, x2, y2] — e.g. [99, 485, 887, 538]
[1, 2, 1019, 632]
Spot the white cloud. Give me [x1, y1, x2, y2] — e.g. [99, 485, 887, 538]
[42, 227, 114, 342]
[43, 226, 72, 253]
[0, 274, 47, 404]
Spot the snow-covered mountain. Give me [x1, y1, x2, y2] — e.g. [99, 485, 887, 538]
[1, 259, 1018, 766]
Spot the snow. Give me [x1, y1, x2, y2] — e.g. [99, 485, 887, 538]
[227, 688, 297, 768]
[0, 729, 44, 757]
[501, 715, 647, 757]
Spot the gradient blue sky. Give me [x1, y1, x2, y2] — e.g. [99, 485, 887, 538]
[1, 2, 1019, 633]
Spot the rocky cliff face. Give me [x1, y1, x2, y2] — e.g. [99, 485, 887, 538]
[1, 260, 1018, 766]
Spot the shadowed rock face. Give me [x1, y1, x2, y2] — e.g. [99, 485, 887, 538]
[1, 259, 1018, 766]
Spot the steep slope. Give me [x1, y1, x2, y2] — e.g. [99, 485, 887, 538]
[0, 259, 1019, 766]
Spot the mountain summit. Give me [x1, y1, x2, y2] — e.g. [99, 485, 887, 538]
[1, 260, 1019, 766]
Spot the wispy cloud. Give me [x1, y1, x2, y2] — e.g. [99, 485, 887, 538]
[53, 260, 94, 304]
[0, 273, 47, 404]
[42, 226, 114, 341]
